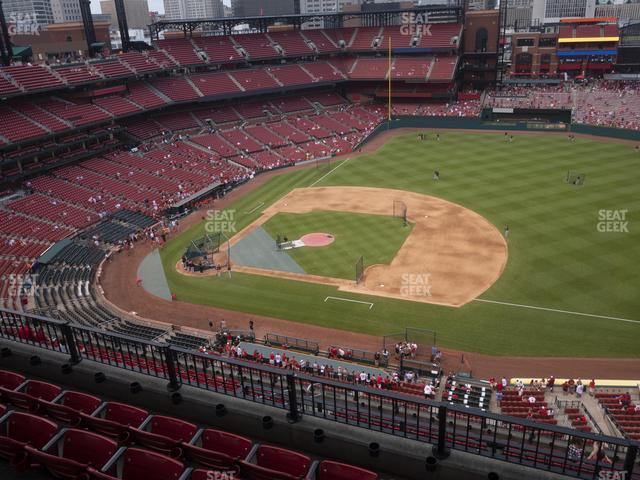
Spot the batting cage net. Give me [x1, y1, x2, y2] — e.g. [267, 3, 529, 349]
[184, 232, 230, 270]
[355, 255, 364, 284]
[566, 171, 586, 186]
[185, 233, 222, 260]
[393, 200, 408, 226]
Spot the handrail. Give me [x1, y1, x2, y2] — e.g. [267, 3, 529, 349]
[1, 306, 638, 479]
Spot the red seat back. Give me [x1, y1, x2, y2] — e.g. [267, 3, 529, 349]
[79, 413, 130, 442]
[0, 412, 58, 463]
[238, 460, 303, 480]
[121, 448, 184, 480]
[104, 402, 148, 427]
[39, 401, 83, 426]
[0, 403, 5, 416]
[62, 391, 102, 414]
[129, 428, 181, 457]
[0, 370, 25, 390]
[317, 460, 379, 480]
[24, 380, 62, 401]
[60, 429, 118, 467]
[149, 416, 197, 442]
[255, 445, 310, 477]
[25, 446, 90, 479]
[0, 387, 39, 411]
[200, 428, 252, 458]
[181, 443, 236, 470]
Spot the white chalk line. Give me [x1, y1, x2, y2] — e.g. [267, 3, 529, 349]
[473, 298, 640, 325]
[309, 157, 351, 188]
[245, 202, 265, 214]
[325, 296, 373, 310]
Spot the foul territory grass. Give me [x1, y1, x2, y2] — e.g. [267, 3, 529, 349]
[160, 132, 640, 357]
[261, 211, 413, 279]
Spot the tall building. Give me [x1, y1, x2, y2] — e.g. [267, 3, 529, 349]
[596, 2, 640, 23]
[163, 0, 224, 20]
[100, 0, 151, 30]
[531, 0, 596, 25]
[51, 0, 82, 23]
[3, 0, 55, 27]
[300, 0, 358, 29]
[231, 0, 299, 18]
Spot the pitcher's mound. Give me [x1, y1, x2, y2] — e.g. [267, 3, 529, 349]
[300, 232, 335, 247]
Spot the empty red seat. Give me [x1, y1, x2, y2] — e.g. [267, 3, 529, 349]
[87, 448, 185, 480]
[40, 390, 103, 425]
[0, 370, 25, 390]
[0, 411, 58, 467]
[182, 428, 252, 470]
[25, 428, 118, 479]
[239, 444, 311, 480]
[130, 415, 197, 457]
[0, 379, 62, 411]
[315, 460, 378, 480]
[80, 401, 148, 442]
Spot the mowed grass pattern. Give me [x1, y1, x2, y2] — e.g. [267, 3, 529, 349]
[261, 211, 413, 279]
[160, 132, 640, 357]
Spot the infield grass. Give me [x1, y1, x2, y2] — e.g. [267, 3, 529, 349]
[261, 211, 413, 279]
[160, 132, 640, 357]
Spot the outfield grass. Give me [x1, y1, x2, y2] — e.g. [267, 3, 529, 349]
[160, 132, 640, 357]
[261, 211, 413, 279]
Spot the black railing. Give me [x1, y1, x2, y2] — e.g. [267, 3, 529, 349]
[264, 332, 320, 355]
[0, 308, 638, 479]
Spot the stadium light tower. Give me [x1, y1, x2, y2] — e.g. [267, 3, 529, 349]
[114, 0, 130, 52]
[79, 0, 98, 57]
[0, 0, 12, 66]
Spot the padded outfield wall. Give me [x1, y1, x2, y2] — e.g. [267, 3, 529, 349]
[355, 117, 640, 150]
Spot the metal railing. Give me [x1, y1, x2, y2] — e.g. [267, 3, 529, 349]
[0, 307, 638, 479]
[264, 333, 320, 355]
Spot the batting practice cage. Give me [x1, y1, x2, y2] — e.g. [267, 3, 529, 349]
[393, 200, 408, 227]
[355, 255, 365, 284]
[184, 232, 230, 269]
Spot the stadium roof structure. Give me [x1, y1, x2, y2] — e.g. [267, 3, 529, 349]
[148, 5, 464, 39]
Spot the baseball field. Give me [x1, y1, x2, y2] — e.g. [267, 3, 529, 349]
[159, 131, 640, 358]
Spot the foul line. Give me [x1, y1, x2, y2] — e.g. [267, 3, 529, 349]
[325, 296, 373, 310]
[245, 202, 264, 214]
[308, 157, 351, 188]
[473, 298, 640, 325]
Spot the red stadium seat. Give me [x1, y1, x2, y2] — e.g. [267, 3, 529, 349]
[24, 428, 118, 479]
[40, 390, 103, 425]
[0, 411, 58, 468]
[315, 460, 378, 480]
[239, 444, 311, 479]
[129, 415, 197, 457]
[0, 370, 25, 390]
[86, 448, 185, 480]
[0, 379, 62, 411]
[182, 428, 252, 469]
[80, 401, 148, 442]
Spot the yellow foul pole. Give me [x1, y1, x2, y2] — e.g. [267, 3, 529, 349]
[388, 37, 392, 122]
